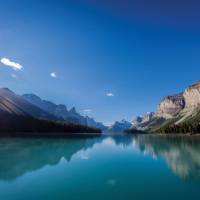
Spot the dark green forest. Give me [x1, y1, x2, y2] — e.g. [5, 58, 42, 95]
[124, 128, 147, 134]
[157, 122, 200, 134]
[0, 113, 101, 136]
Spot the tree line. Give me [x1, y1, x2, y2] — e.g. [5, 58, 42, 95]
[0, 112, 101, 136]
[157, 122, 200, 134]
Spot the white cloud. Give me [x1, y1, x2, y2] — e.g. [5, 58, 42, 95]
[50, 72, 56, 78]
[1, 58, 23, 70]
[83, 109, 92, 115]
[106, 92, 114, 97]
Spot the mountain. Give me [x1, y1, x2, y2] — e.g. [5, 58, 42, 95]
[141, 112, 155, 123]
[132, 112, 155, 127]
[22, 93, 106, 129]
[128, 80, 200, 134]
[67, 107, 87, 125]
[108, 119, 132, 133]
[22, 94, 72, 120]
[131, 112, 155, 130]
[0, 88, 58, 121]
[155, 93, 185, 119]
[132, 116, 143, 127]
[85, 116, 107, 131]
[0, 88, 101, 134]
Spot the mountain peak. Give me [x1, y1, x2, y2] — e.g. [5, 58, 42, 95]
[156, 93, 185, 119]
[1, 87, 14, 94]
[187, 80, 200, 90]
[108, 119, 132, 132]
[69, 107, 76, 114]
[22, 93, 42, 101]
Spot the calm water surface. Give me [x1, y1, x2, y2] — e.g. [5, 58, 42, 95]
[0, 134, 200, 200]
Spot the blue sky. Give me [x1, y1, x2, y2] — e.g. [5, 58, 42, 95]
[1, 0, 200, 124]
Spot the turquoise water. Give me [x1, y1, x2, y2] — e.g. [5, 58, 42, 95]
[0, 135, 200, 200]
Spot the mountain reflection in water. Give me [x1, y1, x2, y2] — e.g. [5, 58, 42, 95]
[0, 137, 102, 180]
[0, 135, 200, 182]
[133, 135, 200, 181]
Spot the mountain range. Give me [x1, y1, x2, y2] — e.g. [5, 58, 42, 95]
[129, 80, 200, 133]
[2, 79, 200, 134]
[0, 88, 57, 120]
[22, 93, 105, 129]
[0, 87, 132, 133]
[0, 88, 102, 134]
[107, 119, 132, 133]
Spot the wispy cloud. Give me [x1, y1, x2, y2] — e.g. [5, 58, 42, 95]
[1, 58, 23, 70]
[106, 92, 114, 97]
[50, 72, 56, 78]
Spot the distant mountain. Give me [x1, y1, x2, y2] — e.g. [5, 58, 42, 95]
[132, 116, 143, 127]
[0, 88, 58, 121]
[67, 107, 87, 125]
[85, 116, 107, 131]
[132, 112, 154, 129]
[22, 94, 69, 118]
[108, 119, 132, 133]
[128, 80, 200, 134]
[0, 88, 101, 134]
[22, 93, 106, 129]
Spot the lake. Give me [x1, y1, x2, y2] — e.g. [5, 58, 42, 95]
[0, 134, 200, 200]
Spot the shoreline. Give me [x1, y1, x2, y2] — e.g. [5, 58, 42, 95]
[0, 132, 101, 138]
[125, 132, 200, 137]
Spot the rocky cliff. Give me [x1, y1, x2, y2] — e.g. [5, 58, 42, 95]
[142, 112, 155, 122]
[183, 81, 200, 110]
[155, 93, 185, 119]
[132, 112, 155, 129]
[108, 119, 132, 133]
[132, 116, 143, 127]
[131, 80, 200, 132]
